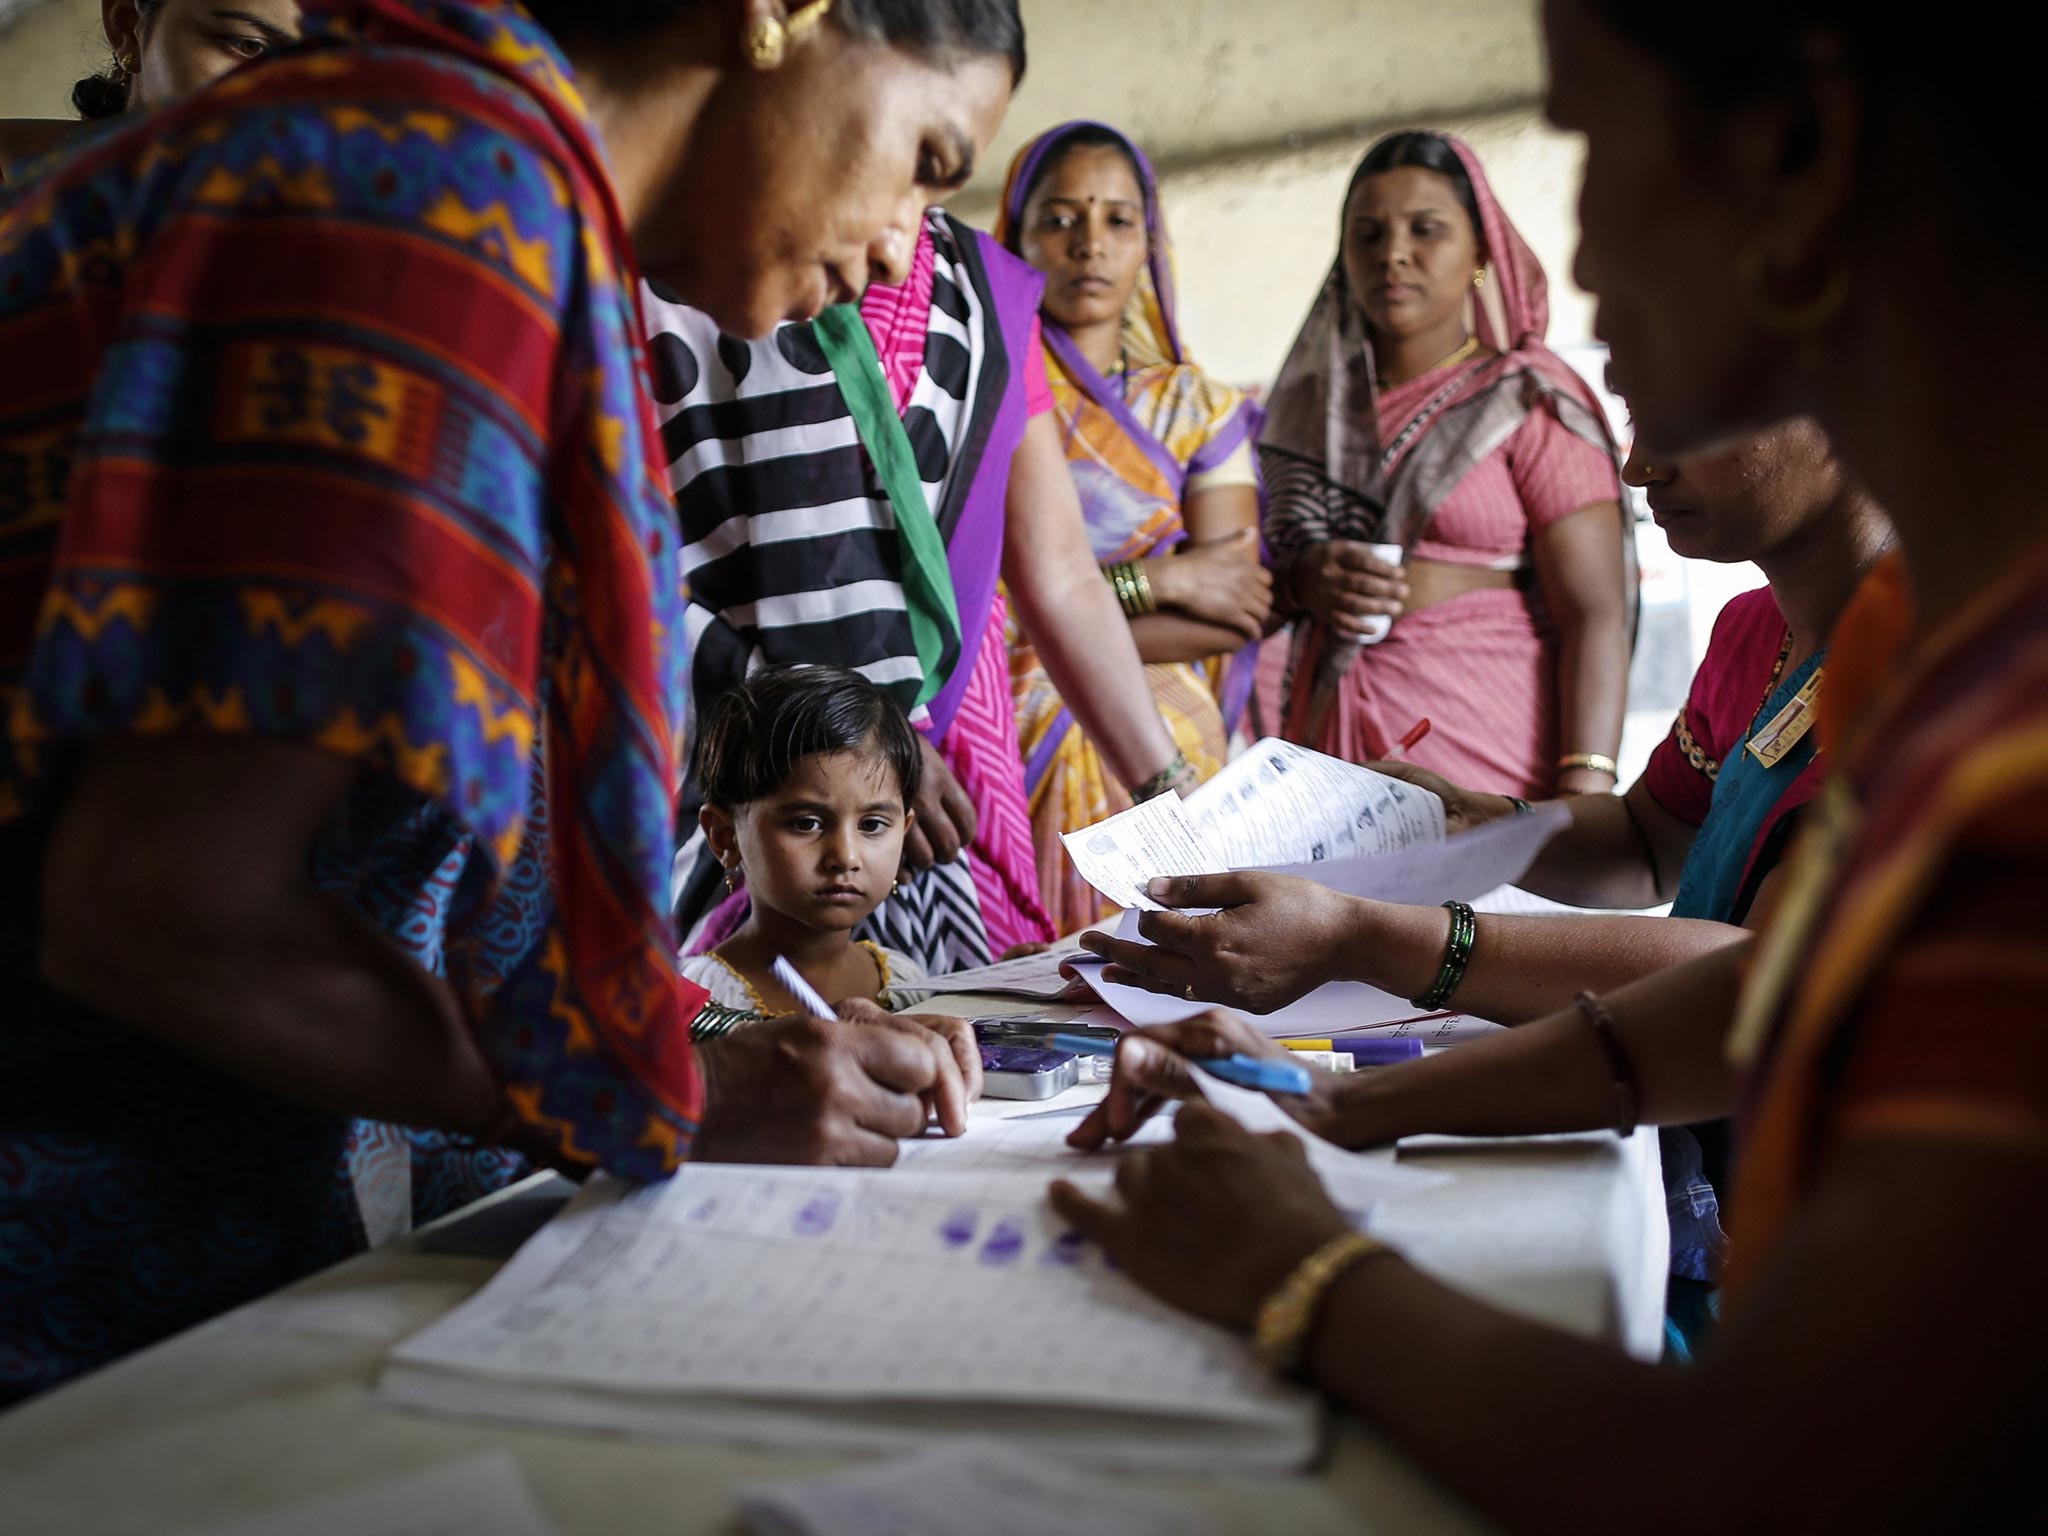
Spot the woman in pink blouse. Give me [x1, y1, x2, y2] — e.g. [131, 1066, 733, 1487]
[1260, 131, 1634, 797]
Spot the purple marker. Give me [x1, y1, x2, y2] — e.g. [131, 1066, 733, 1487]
[1276, 1037, 1425, 1065]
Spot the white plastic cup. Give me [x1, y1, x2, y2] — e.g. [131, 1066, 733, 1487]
[1352, 541, 1406, 645]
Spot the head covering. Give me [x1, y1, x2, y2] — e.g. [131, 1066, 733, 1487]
[993, 121, 1263, 732]
[994, 119, 1189, 370]
[1259, 131, 1629, 737]
[991, 121, 1261, 540]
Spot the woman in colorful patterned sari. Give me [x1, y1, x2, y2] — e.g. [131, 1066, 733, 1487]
[0, 0, 1018, 1403]
[655, 203, 1192, 974]
[994, 121, 1271, 934]
[1043, 2, 2048, 1526]
[1261, 131, 1633, 798]
[2, 0, 533, 1264]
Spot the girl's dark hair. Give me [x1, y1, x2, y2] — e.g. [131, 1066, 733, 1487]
[1012, 124, 1145, 229]
[693, 664, 924, 809]
[526, 0, 1026, 83]
[1346, 131, 1483, 248]
[73, 0, 161, 121]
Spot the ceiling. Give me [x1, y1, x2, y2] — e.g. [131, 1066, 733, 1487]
[1, 0, 1549, 182]
[967, 0, 1546, 197]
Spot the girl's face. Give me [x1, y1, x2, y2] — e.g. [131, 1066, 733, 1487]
[110, 0, 301, 111]
[713, 747, 913, 934]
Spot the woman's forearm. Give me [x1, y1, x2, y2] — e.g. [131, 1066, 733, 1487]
[1005, 415, 1178, 788]
[40, 738, 507, 1135]
[1127, 612, 1248, 665]
[1304, 1254, 1698, 1535]
[1322, 939, 1747, 1148]
[1555, 605, 1631, 791]
[1336, 899, 1748, 1024]
[1016, 569, 1178, 786]
[1518, 791, 1667, 908]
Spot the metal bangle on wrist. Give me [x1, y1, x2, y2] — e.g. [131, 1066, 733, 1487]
[1132, 749, 1194, 803]
[1251, 1230, 1395, 1375]
[1557, 751, 1618, 780]
[1412, 899, 1477, 1010]
[1106, 560, 1158, 618]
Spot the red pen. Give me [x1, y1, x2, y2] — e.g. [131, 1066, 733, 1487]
[1384, 717, 1432, 762]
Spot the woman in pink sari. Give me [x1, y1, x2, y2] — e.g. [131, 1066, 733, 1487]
[1260, 131, 1633, 797]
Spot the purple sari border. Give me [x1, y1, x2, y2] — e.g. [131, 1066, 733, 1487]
[1023, 705, 1075, 798]
[1042, 325, 1189, 495]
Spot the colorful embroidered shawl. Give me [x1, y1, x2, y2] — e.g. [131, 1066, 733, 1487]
[0, 0, 705, 1181]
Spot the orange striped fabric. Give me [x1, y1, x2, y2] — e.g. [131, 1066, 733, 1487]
[1727, 545, 2048, 1296]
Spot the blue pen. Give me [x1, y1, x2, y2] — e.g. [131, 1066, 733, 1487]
[1049, 1033, 1313, 1097]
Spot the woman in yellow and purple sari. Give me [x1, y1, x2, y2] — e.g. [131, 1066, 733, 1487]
[996, 122, 1271, 934]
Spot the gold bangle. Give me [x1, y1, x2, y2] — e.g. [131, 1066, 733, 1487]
[1251, 1230, 1393, 1375]
[1107, 560, 1158, 618]
[1557, 752, 1618, 779]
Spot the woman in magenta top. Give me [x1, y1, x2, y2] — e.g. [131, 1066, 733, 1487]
[1260, 131, 1634, 797]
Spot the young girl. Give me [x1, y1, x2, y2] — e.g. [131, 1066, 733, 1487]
[686, 666, 931, 1017]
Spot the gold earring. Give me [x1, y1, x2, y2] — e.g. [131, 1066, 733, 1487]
[1472, 267, 1486, 290]
[745, 16, 787, 67]
[1733, 241, 1850, 339]
[117, 52, 139, 74]
[723, 863, 741, 894]
[746, 0, 836, 70]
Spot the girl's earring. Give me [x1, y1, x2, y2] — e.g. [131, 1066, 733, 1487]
[723, 862, 742, 895]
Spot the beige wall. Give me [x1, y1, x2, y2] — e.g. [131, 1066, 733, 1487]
[0, 0, 103, 121]
[953, 103, 1590, 392]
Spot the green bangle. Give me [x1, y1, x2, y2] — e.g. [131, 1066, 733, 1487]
[1132, 749, 1192, 803]
[1505, 796, 1534, 816]
[1413, 900, 1476, 1010]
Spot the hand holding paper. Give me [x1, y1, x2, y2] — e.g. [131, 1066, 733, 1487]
[1080, 869, 1358, 1016]
[1057, 793, 1217, 913]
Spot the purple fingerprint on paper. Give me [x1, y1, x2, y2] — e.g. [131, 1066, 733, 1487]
[979, 1219, 1025, 1266]
[685, 1197, 720, 1223]
[792, 1192, 841, 1238]
[939, 1208, 978, 1249]
[1042, 1229, 1087, 1267]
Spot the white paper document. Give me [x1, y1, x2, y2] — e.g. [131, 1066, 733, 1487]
[1070, 953, 1504, 1043]
[1262, 799, 1573, 906]
[191, 1454, 559, 1536]
[1190, 1072, 1447, 1216]
[738, 1440, 1216, 1536]
[381, 1077, 1443, 1472]
[1180, 737, 1446, 871]
[1057, 793, 1217, 913]
[887, 943, 1090, 1001]
[383, 1163, 1320, 1472]
[890, 1101, 1176, 1175]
